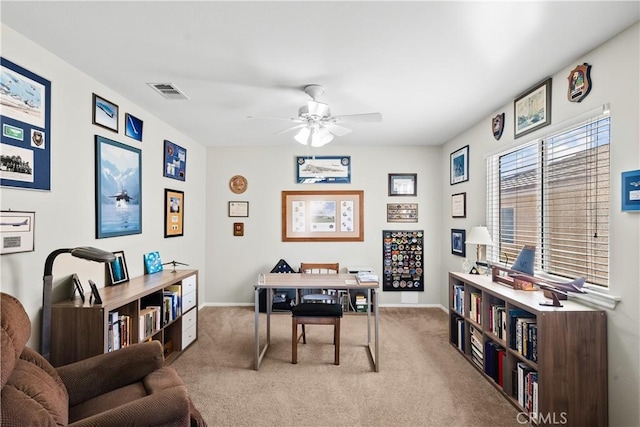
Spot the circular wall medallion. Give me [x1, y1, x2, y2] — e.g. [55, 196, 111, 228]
[229, 175, 247, 194]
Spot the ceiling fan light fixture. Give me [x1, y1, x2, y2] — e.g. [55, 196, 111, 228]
[294, 127, 311, 145]
[310, 127, 334, 147]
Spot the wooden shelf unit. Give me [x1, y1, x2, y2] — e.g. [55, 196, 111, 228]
[449, 272, 607, 426]
[51, 269, 198, 367]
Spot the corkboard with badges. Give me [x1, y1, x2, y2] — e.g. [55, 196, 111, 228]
[382, 230, 424, 291]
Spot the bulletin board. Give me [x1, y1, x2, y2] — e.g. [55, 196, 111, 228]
[382, 230, 424, 291]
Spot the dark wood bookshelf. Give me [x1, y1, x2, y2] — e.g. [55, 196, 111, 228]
[50, 269, 198, 367]
[448, 272, 607, 426]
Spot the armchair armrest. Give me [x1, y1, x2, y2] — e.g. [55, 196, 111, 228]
[57, 341, 165, 406]
[68, 385, 190, 427]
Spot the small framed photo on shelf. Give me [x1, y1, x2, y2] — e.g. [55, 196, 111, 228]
[451, 192, 466, 218]
[228, 201, 249, 217]
[107, 250, 129, 285]
[92, 93, 119, 133]
[388, 173, 417, 196]
[71, 273, 85, 303]
[450, 146, 469, 185]
[622, 169, 640, 211]
[163, 140, 187, 181]
[451, 228, 466, 257]
[514, 78, 552, 138]
[164, 189, 184, 238]
[124, 113, 143, 141]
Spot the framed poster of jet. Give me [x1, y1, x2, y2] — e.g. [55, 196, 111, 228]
[296, 156, 350, 184]
[163, 139, 186, 181]
[95, 135, 142, 238]
[0, 210, 35, 254]
[1, 57, 52, 191]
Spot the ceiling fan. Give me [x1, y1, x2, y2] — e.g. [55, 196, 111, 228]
[251, 84, 382, 147]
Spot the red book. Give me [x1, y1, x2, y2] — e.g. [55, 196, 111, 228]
[498, 350, 506, 387]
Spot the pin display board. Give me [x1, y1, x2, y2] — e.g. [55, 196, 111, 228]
[382, 230, 424, 291]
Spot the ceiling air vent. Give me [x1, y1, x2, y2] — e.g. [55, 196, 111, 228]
[147, 83, 190, 100]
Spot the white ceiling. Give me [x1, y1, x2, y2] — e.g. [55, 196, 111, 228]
[1, 1, 638, 147]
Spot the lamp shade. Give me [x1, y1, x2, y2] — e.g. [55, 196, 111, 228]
[465, 226, 493, 246]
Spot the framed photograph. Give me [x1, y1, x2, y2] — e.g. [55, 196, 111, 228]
[1, 57, 52, 190]
[450, 145, 469, 185]
[514, 78, 552, 138]
[124, 113, 143, 141]
[0, 210, 35, 254]
[164, 189, 184, 237]
[388, 173, 417, 196]
[296, 156, 351, 184]
[282, 190, 364, 242]
[88, 280, 103, 305]
[233, 222, 244, 236]
[387, 203, 418, 223]
[163, 140, 187, 181]
[71, 273, 85, 303]
[451, 229, 466, 257]
[622, 169, 640, 212]
[451, 192, 466, 218]
[92, 93, 119, 133]
[107, 250, 129, 285]
[228, 201, 249, 217]
[95, 135, 142, 238]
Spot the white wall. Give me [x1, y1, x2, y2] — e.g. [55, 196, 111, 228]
[205, 144, 441, 307]
[0, 24, 208, 350]
[439, 23, 640, 427]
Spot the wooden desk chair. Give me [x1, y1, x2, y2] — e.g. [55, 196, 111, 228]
[292, 262, 342, 365]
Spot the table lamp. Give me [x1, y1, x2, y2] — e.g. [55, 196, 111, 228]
[41, 247, 115, 361]
[465, 226, 493, 273]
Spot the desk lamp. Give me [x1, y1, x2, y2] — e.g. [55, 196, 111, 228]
[41, 247, 115, 361]
[465, 226, 494, 273]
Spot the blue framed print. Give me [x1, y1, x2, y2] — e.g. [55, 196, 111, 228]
[95, 135, 142, 238]
[163, 140, 186, 181]
[0, 57, 52, 190]
[450, 145, 469, 185]
[451, 229, 466, 257]
[622, 169, 640, 212]
[296, 156, 350, 184]
[124, 113, 143, 141]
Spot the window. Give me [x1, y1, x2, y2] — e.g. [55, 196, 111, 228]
[487, 114, 610, 287]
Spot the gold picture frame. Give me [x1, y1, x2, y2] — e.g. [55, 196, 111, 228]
[282, 190, 364, 242]
[164, 189, 184, 238]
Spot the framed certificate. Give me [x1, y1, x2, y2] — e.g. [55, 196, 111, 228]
[228, 201, 249, 217]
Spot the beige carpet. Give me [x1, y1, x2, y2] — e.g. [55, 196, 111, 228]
[172, 307, 522, 427]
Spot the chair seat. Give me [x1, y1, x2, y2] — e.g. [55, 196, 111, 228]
[301, 293, 338, 303]
[291, 302, 343, 317]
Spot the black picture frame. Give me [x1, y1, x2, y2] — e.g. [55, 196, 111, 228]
[124, 113, 143, 141]
[514, 78, 552, 138]
[88, 280, 103, 305]
[163, 140, 187, 181]
[71, 273, 85, 303]
[92, 93, 119, 133]
[388, 173, 417, 196]
[228, 201, 249, 217]
[451, 229, 466, 257]
[450, 145, 469, 185]
[107, 250, 129, 285]
[451, 192, 467, 218]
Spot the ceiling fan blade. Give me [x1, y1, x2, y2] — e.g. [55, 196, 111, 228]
[274, 124, 306, 135]
[326, 123, 352, 137]
[331, 112, 383, 123]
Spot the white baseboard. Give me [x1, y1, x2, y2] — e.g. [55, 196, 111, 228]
[200, 302, 448, 312]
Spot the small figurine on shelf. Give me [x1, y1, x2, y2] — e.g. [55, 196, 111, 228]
[162, 260, 189, 273]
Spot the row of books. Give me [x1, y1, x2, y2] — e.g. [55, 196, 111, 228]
[451, 316, 465, 352]
[355, 294, 368, 312]
[140, 306, 162, 341]
[107, 312, 132, 352]
[515, 362, 538, 419]
[484, 341, 506, 386]
[509, 309, 537, 362]
[163, 285, 182, 324]
[452, 284, 464, 314]
[488, 304, 507, 340]
[470, 325, 483, 369]
[469, 292, 481, 324]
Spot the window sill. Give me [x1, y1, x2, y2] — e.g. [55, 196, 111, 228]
[569, 286, 621, 310]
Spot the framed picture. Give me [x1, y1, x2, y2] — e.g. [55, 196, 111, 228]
[163, 140, 187, 181]
[107, 250, 129, 285]
[233, 222, 244, 236]
[164, 189, 184, 237]
[71, 273, 85, 303]
[451, 192, 466, 218]
[622, 169, 640, 211]
[95, 135, 142, 238]
[450, 145, 469, 185]
[124, 113, 143, 141]
[282, 190, 364, 242]
[1, 57, 52, 190]
[228, 201, 249, 217]
[387, 203, 418, 223]
[144, 251, 163, 274]
[514, 78, 552, 138]
[296, 156, 351, 184]
[0, 210, 35, 254]
[451, 229, 466, 257]
[88, 280, 103, 305]
[92, 93, 119, 133]
[388, 173, 417, 196]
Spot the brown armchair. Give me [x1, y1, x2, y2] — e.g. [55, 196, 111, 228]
[1, 292, 205, 426]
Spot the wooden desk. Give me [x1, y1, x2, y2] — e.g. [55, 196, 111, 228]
[254, 273, 380, 371]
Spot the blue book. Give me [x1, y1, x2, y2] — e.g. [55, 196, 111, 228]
[144, 251, 163, 274]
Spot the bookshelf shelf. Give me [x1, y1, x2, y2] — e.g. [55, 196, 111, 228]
[50, 269, 198, 367]
[448, 272, 607, 426]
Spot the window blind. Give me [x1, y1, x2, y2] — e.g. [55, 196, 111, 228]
[486, 114, 610, 287]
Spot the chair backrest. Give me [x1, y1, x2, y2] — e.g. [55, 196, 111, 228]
[300, 263, 339, 274]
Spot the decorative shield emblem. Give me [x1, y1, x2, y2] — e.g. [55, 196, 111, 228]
[492, 113, 505, 140]
[567, 63, 592, 102]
